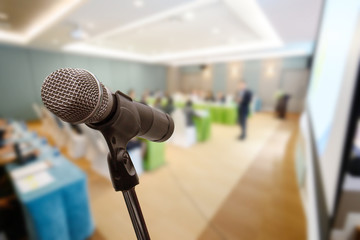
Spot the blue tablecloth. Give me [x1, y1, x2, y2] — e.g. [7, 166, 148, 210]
[6, 153, 94, 240]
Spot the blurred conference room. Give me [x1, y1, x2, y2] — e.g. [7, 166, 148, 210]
[0, 0, 360, 240]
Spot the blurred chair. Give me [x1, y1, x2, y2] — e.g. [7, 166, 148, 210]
[32, 103, 43, 119]
[62, 122, 87, 159]
[170, 109, 196, 148]
[78, 125, 144, 178]
[225, 95, 234, 105]
[41, 107, 67, 148]
[79, 124, 108, 175]
[129, 147, 143, 175]
[32, 103, 49, 136]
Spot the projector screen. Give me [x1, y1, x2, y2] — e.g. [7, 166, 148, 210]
[307, 0, 360, 215]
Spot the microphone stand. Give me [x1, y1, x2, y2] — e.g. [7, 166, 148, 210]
[123, 188, 150, 239]
[87, 91, 151, 240]
[93, 145, 150, 240]
[108, 148, 150, 240]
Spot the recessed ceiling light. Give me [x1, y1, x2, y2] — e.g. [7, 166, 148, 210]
[133, 0, 144, 8]
[211, 27, 220, 35]
[228, 37, 238, 45]
[0, 12, 9, 21]
[71, 27, 88, 40]
[182, 11, 195, 21]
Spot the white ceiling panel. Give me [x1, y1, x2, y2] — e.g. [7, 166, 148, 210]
[0, 0, 322, 64]
[91, 2, 258, 55]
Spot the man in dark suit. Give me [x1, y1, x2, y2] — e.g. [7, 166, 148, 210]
[236, 81, 252, 140]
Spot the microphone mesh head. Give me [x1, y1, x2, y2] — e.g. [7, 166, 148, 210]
[41, 68, 109, 123]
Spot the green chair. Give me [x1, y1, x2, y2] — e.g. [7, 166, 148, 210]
[193, 115, 211, 142]
[143, 141, 166, 171]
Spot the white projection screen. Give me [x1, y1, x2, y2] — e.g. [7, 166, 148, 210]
[307, 0, 360, 216]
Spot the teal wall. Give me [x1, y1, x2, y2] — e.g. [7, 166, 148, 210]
[178, 56, 309, 94]
[0, 45, 167, 120]
[212, 63, 227, 93]
[242, 60, 262, 94]
[242, 57, 309, 94]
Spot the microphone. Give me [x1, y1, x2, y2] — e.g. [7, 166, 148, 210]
[41, 68, 174, 142]
[41, 68, 168, 240]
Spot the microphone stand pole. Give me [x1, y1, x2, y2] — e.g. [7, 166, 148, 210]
[107, 148, 151, 240]
[87, 92, 152, 239]
[123, 188, 150, 239]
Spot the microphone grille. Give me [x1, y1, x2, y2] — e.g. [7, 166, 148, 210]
[41, 68, 109, 123]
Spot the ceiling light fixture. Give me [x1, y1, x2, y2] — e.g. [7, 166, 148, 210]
[211, 27, 220, 35]
[231, 64, 240, 78]
[266, 64, 275, 78]
[203, 67, 212, 79]
[228, 37, 238, 45]
[63, 43, 151, 62]
[71, 27, 88, 40]
[0, 12, 8, 21]
[93, 0, 216, 40]
[182, 11, 195, 21]
[134, 0, 144, 8]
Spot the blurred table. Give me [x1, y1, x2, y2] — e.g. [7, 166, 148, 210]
[147, 99, 239, 125]
[6, 152, 94, 240]
[196, 104, 238, 125]
[222, 106, 238, 125]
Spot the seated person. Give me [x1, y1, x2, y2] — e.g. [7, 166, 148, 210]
[140, 92, 149, 105]
[205, 91, 215, 102]
[163, 97, 175, 115]
[153, 97, 162, 110]
[0, 125, 13, 147]
[216, 92, 226, 104]
[183, 100, 198, 127]
[128, 89, 136, 100]
[0, 141, 39, 240]
[127, 138, 147, 160]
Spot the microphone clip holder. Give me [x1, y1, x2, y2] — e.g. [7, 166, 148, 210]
[87, 91, 151, 239]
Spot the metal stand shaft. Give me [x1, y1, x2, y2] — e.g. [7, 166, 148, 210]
[123, 188, 151, 240]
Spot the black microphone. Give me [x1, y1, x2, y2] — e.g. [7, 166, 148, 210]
[40, 68, 174, 143]
[41, 68, 166, 240]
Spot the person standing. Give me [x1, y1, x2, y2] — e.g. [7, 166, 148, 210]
[236, 81, 252, 140]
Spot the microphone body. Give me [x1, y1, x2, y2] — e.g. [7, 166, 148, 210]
[41, 68, 160, 239]
[41, 68, 174, 143]
[41, 68, 174, 191]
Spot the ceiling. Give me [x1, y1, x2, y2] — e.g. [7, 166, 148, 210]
[0, 0, 322, 65]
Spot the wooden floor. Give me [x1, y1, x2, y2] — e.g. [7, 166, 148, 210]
[198, 117, 306, 240]
[28, 113, 305, 240]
